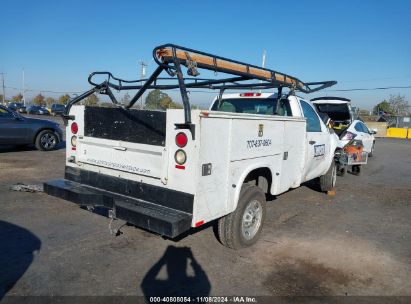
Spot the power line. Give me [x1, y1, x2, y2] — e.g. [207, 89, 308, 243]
[339, 75, 411, 83]
[327, 85, 411, 92]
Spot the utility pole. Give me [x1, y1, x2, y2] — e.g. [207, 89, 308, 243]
[0, 73, 6, 104]
[260, 50, 266, 93]
[262, 49, 266, 68]
[139, 60, 147, 109]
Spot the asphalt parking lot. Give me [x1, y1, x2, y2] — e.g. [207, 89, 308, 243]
[0, 126, 410, 297]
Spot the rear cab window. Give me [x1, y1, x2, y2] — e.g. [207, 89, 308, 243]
[212, 97, 293, 116]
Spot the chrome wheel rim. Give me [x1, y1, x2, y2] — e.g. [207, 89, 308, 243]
[241, 199, 263, 240]
[41, 133, 56, 149]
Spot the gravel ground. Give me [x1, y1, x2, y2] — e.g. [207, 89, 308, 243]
[0, 135, 410, 298]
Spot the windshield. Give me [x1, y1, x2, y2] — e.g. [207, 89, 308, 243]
[212, 98, 277, 115]
[53, 105, 65, 109]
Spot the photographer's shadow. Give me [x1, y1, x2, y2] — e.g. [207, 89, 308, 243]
[141, 245, 211, 298]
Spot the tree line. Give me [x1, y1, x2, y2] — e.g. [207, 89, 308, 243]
[2, 90, 407, 114]
[2, 89, 184, 110]
[4, 93, 100, 107]
[372, 94, 409, 116]
[2, 90, 409, 114]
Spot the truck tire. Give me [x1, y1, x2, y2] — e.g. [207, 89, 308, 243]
[319, 161, 337, 192]
[336, 164, 345, 176]
[217, 184, 266, 249]
[351, 165, 361, 175]
[35, 130, 58, 151]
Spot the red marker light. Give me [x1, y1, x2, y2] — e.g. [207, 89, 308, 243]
[71, 122, 78, 134]
[240, 92, 261, 97]
[175, 132, 188, 148]
[195, 220, 205, 227]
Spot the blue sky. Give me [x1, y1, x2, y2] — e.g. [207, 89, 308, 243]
[1, 0, 410, 109]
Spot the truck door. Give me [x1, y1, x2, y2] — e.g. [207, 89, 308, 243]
[300, 100, 330, 182]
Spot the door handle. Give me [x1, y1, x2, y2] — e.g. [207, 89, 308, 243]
[113, 146, 127, 151]
[309, 140, 316, 145]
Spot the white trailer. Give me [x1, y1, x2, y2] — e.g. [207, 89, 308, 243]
[45, 44, 338, 249]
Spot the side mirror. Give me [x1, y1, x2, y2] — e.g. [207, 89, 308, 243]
[370, 130, 377, 135]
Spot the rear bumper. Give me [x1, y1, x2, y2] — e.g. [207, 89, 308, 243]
[44, 167, 193, 238]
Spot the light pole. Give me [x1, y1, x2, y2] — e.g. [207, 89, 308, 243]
[1, 72, 6, 104]
[22, 68, 26, 105]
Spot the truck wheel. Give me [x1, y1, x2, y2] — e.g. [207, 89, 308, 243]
[217, 184, 266, 249]
[369, 142, 375, 157]
[351, 165, 361, 176]
[336, 164, 345, 176]
[319, 161, 337, 192]
[35, 130, 58, 151]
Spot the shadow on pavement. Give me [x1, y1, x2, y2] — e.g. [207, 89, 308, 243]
[0, 220, 41, 299]
[141, 245, 211, 299]
[0, 145, 37, 153]
[302, 178, 322, 193]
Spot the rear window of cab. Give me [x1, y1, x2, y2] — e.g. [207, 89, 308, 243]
[212, 98, 292, 116]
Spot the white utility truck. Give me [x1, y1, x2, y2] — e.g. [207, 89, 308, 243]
[45, 44, 338, 249]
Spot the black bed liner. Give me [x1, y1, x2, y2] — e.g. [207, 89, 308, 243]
[84, 107, 166, 146]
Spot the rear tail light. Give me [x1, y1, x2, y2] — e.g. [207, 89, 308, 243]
[174, 149, 187, 165]
[341, 131, 356, 140]
[175, 132, 188, 148]
[240, 92, 261, 97]
[71, 122, 78, 134]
